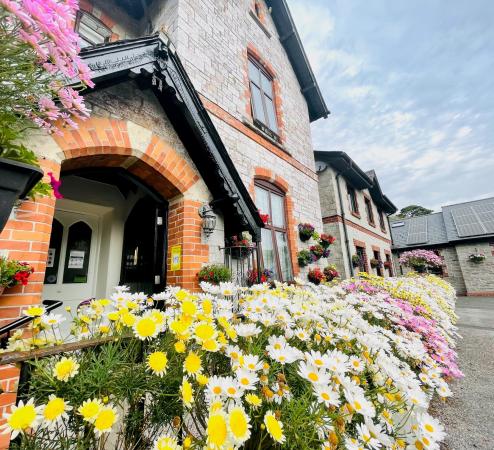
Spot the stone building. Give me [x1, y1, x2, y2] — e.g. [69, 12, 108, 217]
[0, 1, 329, 441]
[0, 0, 329, 310]
[391, 197, 494, 296]
[314, 151, 397, 279]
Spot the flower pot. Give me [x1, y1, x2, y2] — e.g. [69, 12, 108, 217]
[299, 231, 313, 242]
[0, 158, 43, 233]
[413, 264, 427, 273]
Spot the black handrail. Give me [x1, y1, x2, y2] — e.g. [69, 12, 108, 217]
[0, 299, 63, 349]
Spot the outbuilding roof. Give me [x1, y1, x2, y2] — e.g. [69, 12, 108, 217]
[391, 197, 494, 249]
[314, 151, 397, 215]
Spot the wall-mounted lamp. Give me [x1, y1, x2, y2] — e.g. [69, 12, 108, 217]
[198, 204, 217, 237]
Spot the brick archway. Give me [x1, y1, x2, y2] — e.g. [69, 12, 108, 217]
[52, 118, 199, 197]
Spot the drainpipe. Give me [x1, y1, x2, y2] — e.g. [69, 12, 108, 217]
[335, 168, 354, 277]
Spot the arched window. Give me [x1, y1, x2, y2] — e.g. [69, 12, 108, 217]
[44, 219, 63, 284]
[255, 180, 292, 281]
[75, 11, 112, 48]
[63, 221, 92, 284]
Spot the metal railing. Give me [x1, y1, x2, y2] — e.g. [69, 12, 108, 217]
[0, 299, 63, 349]
[221, 244, 261, 286]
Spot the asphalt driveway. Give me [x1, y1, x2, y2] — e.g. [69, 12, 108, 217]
[431, 296, 494, 449]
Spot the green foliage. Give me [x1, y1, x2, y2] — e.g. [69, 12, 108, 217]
[0, 257, 33, 288]
[297, 249, 311, 267]
[197, 264, 232, 284]
[396, 204, 433, 218]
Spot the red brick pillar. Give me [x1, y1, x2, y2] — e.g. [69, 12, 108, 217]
[0, 159, 59, 448]
[167, 199, 209, 290]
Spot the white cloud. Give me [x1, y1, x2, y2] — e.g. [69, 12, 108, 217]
[430, 131, 446, 145]
[343, 85, 374, 100]
[456, 126, 472, 138]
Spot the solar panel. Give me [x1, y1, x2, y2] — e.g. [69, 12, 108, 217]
[407, 216, 428, 244]
[472, 203, 494, 234]
[451, 206, 487, 237]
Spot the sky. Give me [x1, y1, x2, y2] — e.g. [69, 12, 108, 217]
[287, 0, 494, 212]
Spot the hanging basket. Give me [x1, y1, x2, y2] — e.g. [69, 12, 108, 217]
[0, 158, 43, 233]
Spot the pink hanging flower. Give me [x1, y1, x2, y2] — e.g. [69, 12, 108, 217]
[47, 172, 63, 199]
[1, 0, 94, 132]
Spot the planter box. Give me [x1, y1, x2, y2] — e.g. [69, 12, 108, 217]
[0, 158, 43, 233]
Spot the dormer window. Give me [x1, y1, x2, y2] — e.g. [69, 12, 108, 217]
[75, 11, 112, 48]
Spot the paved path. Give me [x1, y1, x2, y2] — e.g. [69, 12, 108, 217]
[430, 297, 494, 449]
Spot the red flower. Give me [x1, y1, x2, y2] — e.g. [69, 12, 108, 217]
[259, 212, 270, 225]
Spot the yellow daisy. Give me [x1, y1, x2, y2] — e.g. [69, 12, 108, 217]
[53, 357, 79, 382]
[1, 399, 42, 439]
[93, 405, 118, 437]
[147, 351, 168, 377]
[264, 411, 285, 444]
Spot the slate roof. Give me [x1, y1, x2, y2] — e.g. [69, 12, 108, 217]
[391, 197, 494, 249]
[314, 151, 397, 214]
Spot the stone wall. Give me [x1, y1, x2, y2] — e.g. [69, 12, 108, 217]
[456, 242, 494, 295]
[319, 166, 394, 279]
[440, 246, 467, 295]
[392, 242, 494, 296]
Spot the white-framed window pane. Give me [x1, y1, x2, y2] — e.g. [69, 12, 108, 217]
[276, 231, 292, 280]
[248, 60, 260, 84]
[77, 12, 111, 47]
[265, 96, 278, 133]
[250, 83, 266, 123]
[255, 185, 270, 214]
[261, 228, 278, 278]
[261, 72, 273, 97]
[270, 193, 284, 227]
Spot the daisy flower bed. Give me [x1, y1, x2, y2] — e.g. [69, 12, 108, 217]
[1, 274, 461, 449]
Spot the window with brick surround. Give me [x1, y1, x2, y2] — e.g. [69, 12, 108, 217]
[378, 209, 386, 230]
[75, 11, 112, 48]
[255, 180, 292, 281]
[385, 253, 393, 276]
[355, 246, 366, 272]
[347, 184, 359, 214]
[254, 1, 262, 18]
[248, 57, 279, 136]
[365, 197, 374, 225]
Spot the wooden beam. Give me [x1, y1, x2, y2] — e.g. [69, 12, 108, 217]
[0, 335, 131, 365]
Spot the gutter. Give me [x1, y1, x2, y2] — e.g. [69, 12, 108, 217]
[335, 167, 354, 277]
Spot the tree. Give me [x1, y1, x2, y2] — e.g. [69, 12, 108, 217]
[397, 205, 433, 218]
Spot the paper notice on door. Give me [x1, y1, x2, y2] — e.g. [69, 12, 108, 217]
[68, 250, 85, 269]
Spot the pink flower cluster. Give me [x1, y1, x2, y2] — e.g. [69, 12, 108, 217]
[343, 280, 463, 379]
[399, 249, 443, 268]
[0, 0, 93, 131]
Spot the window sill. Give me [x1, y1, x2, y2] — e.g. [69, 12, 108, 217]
[380, 227, 387, 234]
[368, 221, 376, 228]
[249, 10, 271, 38]
[350, 211, 361, 219]
[242, 117, 290, 155]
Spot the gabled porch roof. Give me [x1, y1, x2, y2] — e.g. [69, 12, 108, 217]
[78, 34, 264, 240]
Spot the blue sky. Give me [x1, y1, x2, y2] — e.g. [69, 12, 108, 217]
[287, 0, 494, 212]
